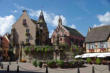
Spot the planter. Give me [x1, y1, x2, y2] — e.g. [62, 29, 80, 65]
[38, 62, 43, 68]
[47, 61, 57, 68]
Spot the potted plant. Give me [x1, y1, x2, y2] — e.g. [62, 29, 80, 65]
[33, 60, 37, 67]
[96, 58, 101, 64]
[38, 61, 43, 68]
[47, 60, 57, 68]
[87, 58, 92, 64]
[56, 60, 64, 68]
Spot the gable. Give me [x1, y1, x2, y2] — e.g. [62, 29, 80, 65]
[85, 25, 110, 43]
[12, 11, 36, 44]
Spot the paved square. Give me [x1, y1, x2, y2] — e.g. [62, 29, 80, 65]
[0, 62, 110, 73]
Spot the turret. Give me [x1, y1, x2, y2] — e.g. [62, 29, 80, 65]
[37, 10, 45, 23]
[58, 16, 62, 26]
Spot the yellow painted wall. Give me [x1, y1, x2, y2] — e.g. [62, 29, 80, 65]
[86, 37, 110, 53]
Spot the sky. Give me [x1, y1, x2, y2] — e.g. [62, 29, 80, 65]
[0, 0, 110, 37]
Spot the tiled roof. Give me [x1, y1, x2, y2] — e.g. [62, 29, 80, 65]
[31, 19, 37, 24]
[85, 25, 110, 43]
[63, 25, 84, 37]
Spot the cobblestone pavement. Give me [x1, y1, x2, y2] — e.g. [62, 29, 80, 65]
[0, 62, 110, 73]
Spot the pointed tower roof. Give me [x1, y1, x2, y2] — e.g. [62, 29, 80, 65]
[58, 16, 62, 26]
[37, 10, 45, 23]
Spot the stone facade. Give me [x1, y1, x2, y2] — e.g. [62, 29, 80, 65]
[11, 10, 49, 47]
[51, 17, 84, 61]
[51, 17, 84, 47]
[10, 10, 49, 59]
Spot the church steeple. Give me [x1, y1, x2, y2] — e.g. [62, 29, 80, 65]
[37, 10, 45, 23]
[58, 16, 62, 26]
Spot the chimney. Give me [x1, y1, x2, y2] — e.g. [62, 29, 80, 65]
[22, 10, 27, 12]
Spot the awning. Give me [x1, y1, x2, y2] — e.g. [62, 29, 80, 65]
[81, 53, 90, 58]
[78, 52, 110, 58]
[75, 55, 82, 58]
[88, 53, 100, 57]
[97, 54, 106, 58]
[104, 53, 110, 57]
[81, 53, 100, 58]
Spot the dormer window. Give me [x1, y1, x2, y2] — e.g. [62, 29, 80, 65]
[23, 19, 27, 26]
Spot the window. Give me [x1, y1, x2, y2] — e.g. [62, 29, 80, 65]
[89, 43, 95, 49]
[60, 38, 62, 41]
[26, 29, 30, 33]
[86, 44, 90, 49]
[97, 42, 100, 48]
[103, 42, 107, 48]
[99, 42, 108, 48]
[23, 19, 27, 26]
[26, 39, 29, 43]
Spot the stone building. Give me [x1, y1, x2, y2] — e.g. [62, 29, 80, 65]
[51, 17, 84, 60]
[75, 25, 110, 59]
[0, 34, 10, 60]
[51, 17, 84, 47]
[10, 10, 49, 59]
[85, 25, 110, 53]
[11, 10, 49, 47]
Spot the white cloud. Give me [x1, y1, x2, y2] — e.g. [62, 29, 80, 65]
[49, 30, 54, 38]
[93, 24, 97, 27]
[93, 11, 110, 28]
[29, 10, 67, 26]
[97, 12, 110, 24]
[71, 24, 76, 29]
[14, 4, 67, 27]
[52, 15, 67, 26]
[13, 4, 77, 37]
[0, 15, 15, 35]
[13, 10, 18, 13]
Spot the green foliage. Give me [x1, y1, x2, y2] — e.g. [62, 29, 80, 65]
[35, 47, 38, 52]
[56, 60, 64, 66]
[34, 46, 53, 52]
[44, 47, 48, 52]
[87, 58, 91, 63]
[33, 60, 38, 67]
[38, 61, 43, 68]
[47, 60, 55, 66]
[41, 47, 44, 51]
[24, 46, 53, 54]
[24, 47, 30, 53]
[71, 45, 83, 57]
[96, 58, 101, 64]
[69, 61, 74, 65]
[59, 43, 69, 50]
